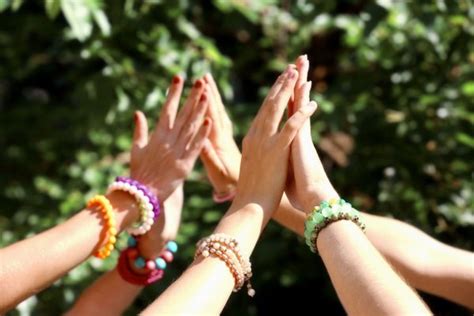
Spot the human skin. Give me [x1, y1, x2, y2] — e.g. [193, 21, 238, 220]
[199, 59, 474, 311]
[141, 64, 317, 315]
[200, 56, 429, 315]
[0, 75, 211, 313]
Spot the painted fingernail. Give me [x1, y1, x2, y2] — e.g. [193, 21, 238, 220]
[200, 93, 207, 102]
[289, 70, 297, 79]
[194, 80, 203, 88]
[172, 75, 181, 84]
[204, 118, 210, 126]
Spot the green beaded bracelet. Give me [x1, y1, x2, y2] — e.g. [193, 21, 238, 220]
[304, 198, 366, 253]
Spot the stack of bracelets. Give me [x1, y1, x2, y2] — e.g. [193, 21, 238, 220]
[195, 233, 255, 297]
[118, 236, 178, 286]
[304, 198, 366, 253]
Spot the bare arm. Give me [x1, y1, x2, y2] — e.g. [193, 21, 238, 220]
[143, 203, 266, 315]
[0, 191, 139, 312]
[272, 201, 474, 310]
[317, 220, 430, 315]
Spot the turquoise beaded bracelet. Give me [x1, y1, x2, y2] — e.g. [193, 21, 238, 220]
[304, 198, 366, 253]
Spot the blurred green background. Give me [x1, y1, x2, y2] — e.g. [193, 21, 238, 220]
[0, 0, 473, 315]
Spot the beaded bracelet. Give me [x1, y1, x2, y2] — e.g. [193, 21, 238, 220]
[195, 233, 255, 297]
[107, 177, 160, 235]
[212, 188, 236, 203]
[117, 236, 178, 286]
[304, 198, 366, 253]
[87, 195, 117, 259]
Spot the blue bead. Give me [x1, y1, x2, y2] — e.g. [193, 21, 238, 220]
[128, 236, 137, 247]
[166, 241, 178, 253]
[134, 257, 145, 269]
[155, 257, 167, 270]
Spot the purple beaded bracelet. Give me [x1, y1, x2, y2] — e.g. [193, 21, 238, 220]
[116, 176, 160, 219]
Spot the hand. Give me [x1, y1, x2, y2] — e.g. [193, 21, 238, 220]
[200, 74, 241, 196]
[137, 184, 183, 259]
[130, 76, 212, 202]
[285, 55, 338, 213]
[232, 65, 318, 214]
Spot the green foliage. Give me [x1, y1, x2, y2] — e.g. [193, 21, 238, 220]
[0, 0, 472, 315]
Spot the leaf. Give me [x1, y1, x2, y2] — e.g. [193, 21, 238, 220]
[11, 0, 21, 11]
[45, 0, 61, 19]
[461, 81, 474, 97]
[0, 0, 9, 12]
[61, 0, 93, 41]
[92, 9, 111, 36]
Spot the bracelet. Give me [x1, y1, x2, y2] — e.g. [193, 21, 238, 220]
[304, 198, 366, 253]
[87, 195, 117, 259]
[117, 236, 178, 286]
[107, 177, 160, 235]
[195, 233, 255, 297]
[212, 188, 236, 203]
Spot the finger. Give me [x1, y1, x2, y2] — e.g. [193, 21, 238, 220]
[295, 55, 309, 89]
[158, 75, 184, 131]
[133, 111, 149, 150]
[183, 118, 212, 160]
[279, 101, 318, 147]
[204, 73, 228, 124]
[200, 138, 226, 173]
[172, 79, 205, 141]
[262, 68, 299, 135]
[294, 81, 312, 111]
[204, 84, 220, 129]
[250, 68, 290, 135]
[175, 93, 209, 154]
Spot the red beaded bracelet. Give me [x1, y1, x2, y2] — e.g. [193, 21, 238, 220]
[117, 247, 164, 286]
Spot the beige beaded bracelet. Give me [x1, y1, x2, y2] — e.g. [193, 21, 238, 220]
[195, 233, 255, 297]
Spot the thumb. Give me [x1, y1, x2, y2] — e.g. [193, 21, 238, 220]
[279, 101, 318, 147]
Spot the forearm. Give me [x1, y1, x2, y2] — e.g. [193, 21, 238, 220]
[142, 203, 267, 315]
[0, 191, 138, 312]
[317, 220, 430, 315]
[364, 213, 474, 309]
[66, 268, 142, 316]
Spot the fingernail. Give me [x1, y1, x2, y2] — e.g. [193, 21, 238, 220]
[134, 112, 139, 123]
[194, 80, 203, 88]
[308, 101, 318, 109]
[204, 118, 210, 126]
[172, 75, 181, 84]
[200, 93, 207, 102]
[289, 70, 297, 79]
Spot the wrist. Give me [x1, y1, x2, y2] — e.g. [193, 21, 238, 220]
[106, 190, 140, 231]
[304, 186, 339, 213]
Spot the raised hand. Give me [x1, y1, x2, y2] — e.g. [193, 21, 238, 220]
[130, 76, 212, 202]
[285, 55, 338, 213]
[232, 65, 318, 214]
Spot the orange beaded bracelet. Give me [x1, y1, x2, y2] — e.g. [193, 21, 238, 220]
[87, 195, 118, 259]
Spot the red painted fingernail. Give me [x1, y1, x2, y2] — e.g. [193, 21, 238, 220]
[200, 93, 207, 102]
[194, 80, 203, 88]
[204, 118, 210, 126]
[172, 75, 181, 84]
[134, 112, 139, 124]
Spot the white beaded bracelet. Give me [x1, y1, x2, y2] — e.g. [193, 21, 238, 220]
[107, 182, 155, 235]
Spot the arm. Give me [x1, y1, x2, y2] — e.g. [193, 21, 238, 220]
[317, 220, 430, 315]
[0, 75, 209, 313]
[286, 54, 429, 315]
[143, 65, 314, 315]
[66, 186, 183, 316]
[201, 62, 470, 309]
[0, 191, 139, 312]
